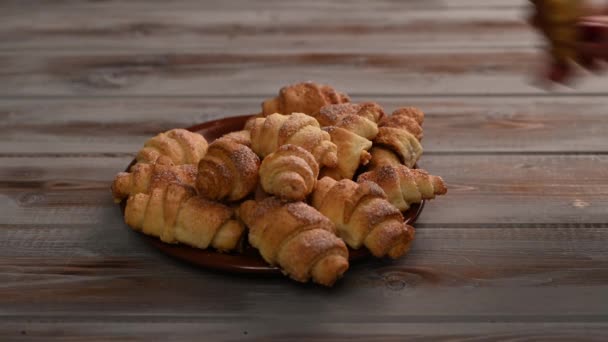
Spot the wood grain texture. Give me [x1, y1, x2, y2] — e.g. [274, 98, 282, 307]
[1, 223, 608, 337]
[2, 0, 608, 339]
[7, 51, 608, 96]
[2, 1, 607, 97]
[3, 96, 608, 154]
[0, 4, 534, 52]
[2, 223, 608, 284]
[1, 0, 520, 10]
[2, 155, 607, 226]
[2, 322, 608, 341]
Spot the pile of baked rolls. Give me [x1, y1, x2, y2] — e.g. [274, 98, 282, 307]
[111, 82, 447, 286]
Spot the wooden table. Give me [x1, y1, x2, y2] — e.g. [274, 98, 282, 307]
[2, 1, 608, 340]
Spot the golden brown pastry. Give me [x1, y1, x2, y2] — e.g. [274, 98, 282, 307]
[196, 136, 260, 202]
[220, 129, 252, 147]
[393, 106, 424, 125]
[367, 146, 402, 171]
[136, 129, 208, 166]
[379, 107, 424, 141]
[373, 127, 423, 168]
[248, 112, 338, 168]
[354, 102, 386, 123]
[261, 82, 350, 117]
[316, 102, 384, 140]
[358, 165, 447, 211]
[238, 197, 349, 286]
[259, 144, 319, 201]
[311, 177, 415, 259]
[320, 126, 372, 181]
[125, 183, 245, 251]
[111, 163, 197, 203]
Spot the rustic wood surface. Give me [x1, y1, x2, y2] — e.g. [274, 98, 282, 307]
[2, 1, 608, 340]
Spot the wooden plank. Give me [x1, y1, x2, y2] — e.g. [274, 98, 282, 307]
[3, 96, 608, 154]
[2, 223, 608, 284]
[0, 5, 535, 52]
[1, 0, 521, 13]
[3, 1, 606, 339]
[2, 155, 607, 225]
[1, 224, 608, 322]
[3, 51, 608, 96]
[1, 322, 608, 341]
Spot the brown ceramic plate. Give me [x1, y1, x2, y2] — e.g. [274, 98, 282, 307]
[120, 115, 424, 275]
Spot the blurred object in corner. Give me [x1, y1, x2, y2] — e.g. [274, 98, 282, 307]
[528, 0, 586, 83]
[529, 0, 608, 85]
[578, 15, 608, 66]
